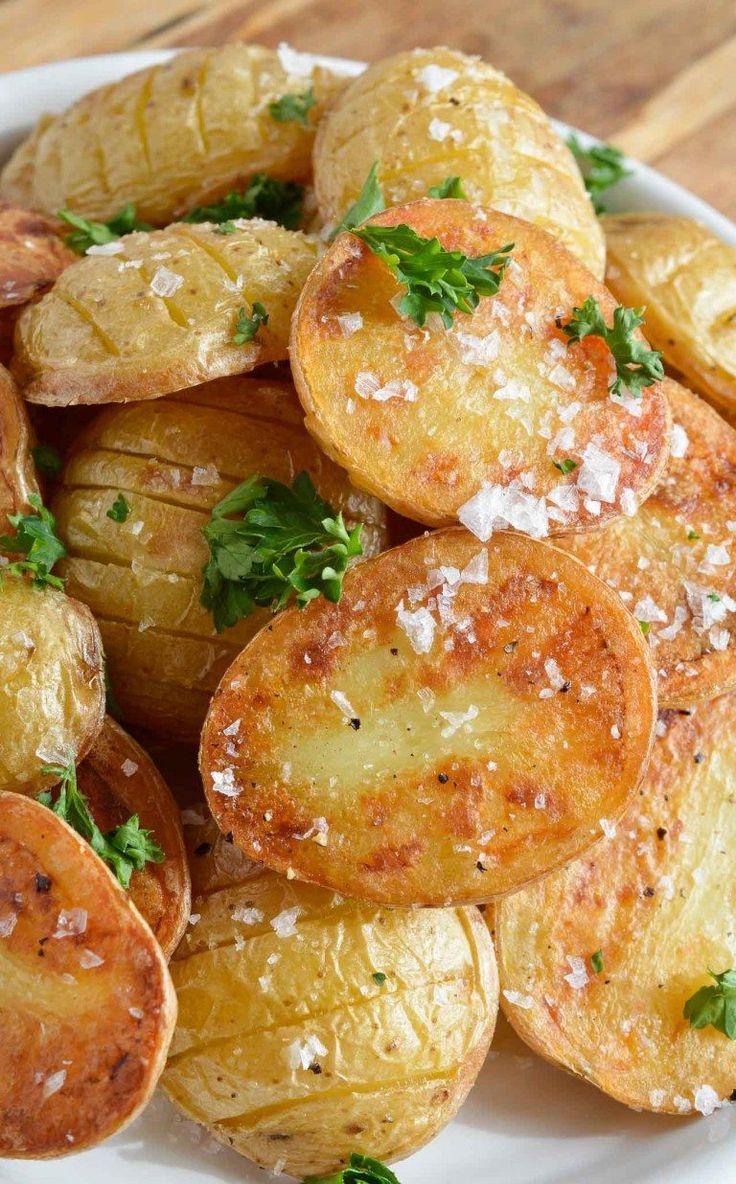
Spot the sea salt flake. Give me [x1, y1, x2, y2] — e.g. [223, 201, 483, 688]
[620, 487, 637, 517]
[709, 626, 730, 652]
[503, 989, 534, 1009]
[704, 543, 731, 567]
[276, 42, 313, 77]
[649, 1088, 666, 1108]
[599, 818, 617, 839]
[191, 464, 219, 486]
[0, 913, 17, 938]
[232, 906, 264, 925]
[53, 908, 87, 939]
[336, 312, 363, 337]
[86, 239, 124, 256]
[330, 689, 357, 718]
[577, 443, 621, 503]
[150, 266, 184, 297]
[634, 594, 667, 624]
[563, 955, 589, 990]
[396, 602, 436, 654]
[694, 1085, 723, 1117]
[222, 718, 241, 737]
[670, 423, 690, 458]
[121, 759, 138, 777]
[534, 794, 546, 809]
[211, 767, 239, 797]
[42, 1070, 67, 1099]
[271, 906, 302, 938]
[455, 329, 499, 365]
[658, 605, 688, 641]
[354, 371, 418, 403]
[544, 657, 565, 690]
[439, 705, 479, 737]
[458, 482, 549, 541]
[417, 64, 458, 92]
[79, 948, 104, 969]
[288, 1033, 328, 1070]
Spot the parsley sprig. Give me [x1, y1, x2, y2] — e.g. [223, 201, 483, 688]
[39, 756, 164, 890]
[233, 302, 269, 344]
[566, 135, 630, 214]
[428, 175, 467, 199]
[269, 86, 316, 126]
[0, 494, 66, 588]
[684, 968, 736, 1040]
[32, 444, 62, 480]
[107, 493, 130, 523]
[184, 174, 305, 231]
[305, 1153, 401, 1184]
[330, 163, 386, 240]
[201, 472, 363, 632]
[559, 297, 664, 398]
[58, 204, 152, 254]
[352, 223, 513, 329]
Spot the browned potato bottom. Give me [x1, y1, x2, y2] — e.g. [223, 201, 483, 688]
[0, 203, 75, 309]
[0, 362, 37, 528]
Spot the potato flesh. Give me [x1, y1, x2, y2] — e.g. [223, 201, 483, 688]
[201, 528, 657, 907]
[0, 45, 344, 224]
[314, 47, 604, 278]
[0, 575, 105, 792]
[496, 693, 736, 1113]
[163, 864, 497, 1176]
[291, 200, 670, 529]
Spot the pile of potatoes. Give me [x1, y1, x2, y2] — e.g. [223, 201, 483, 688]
[1, 38, 736, 1177]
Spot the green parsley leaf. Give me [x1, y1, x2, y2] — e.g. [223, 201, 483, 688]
[566, 134, 630, 214]
[305, 1152, 402, 1184]
[38, 756, 164, 890]
[106, 493, 130, 523]
[201, 471, 363, 632]
[0, 493, 66, 589]
[183, 174, 305, 231]
[427, 175, 467, 199]
[58, 203, 152, 254]
[684, 968, 736, 1040]
[269, 85, 316, 126]
[687, 529, 701, 541]
[233, 302, 269, 345]
[708, 592, 722, 603]
[639, 620, 651, 636]
[329, 163, 385, 240]
[31, 444, 62, 480]
[352, 223, 513, 329]
[591, 950, 604, 973]
[104, 664, 124, 721]
[554, 458, 578, 475]
[559, 297, 664, 399]
[372, 971, 387, 985]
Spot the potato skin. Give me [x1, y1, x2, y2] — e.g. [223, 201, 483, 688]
[495, 694, 736, 1114]
[0, 574, 105, 793]
[13, 219, 318, 406]
[558, 379, 736, 708]
[76, 718, 191, 957]
[51, 376, 387, 743]
[0, 363, 38, 528]
[0, 203, 75, 310]
[314, 47, 604, 277]
[604, 213, 736, 421]
[291, 199, 670, 530]
[200, 527, 657, 907]
[0, 45, 345, 226]
[162, 846, 497, 1177]
[0, 790, 176, 1157]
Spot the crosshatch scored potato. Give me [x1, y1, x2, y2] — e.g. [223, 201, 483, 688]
[495, 693, 736, 1115]
[0, 790, 176, 1157]
[52, 376, 387, 743]
[0, 44, 345, 225]
[313, 46, 605, 278]
[14, 219, 318, 407]
[559, 379, 736, 708]
[163, 826, 498, 1177]
[291, 199, 671, 532]
[200, 528, 657, 907]
[0, 203, 75, 309]
[0, 363, 38, 526]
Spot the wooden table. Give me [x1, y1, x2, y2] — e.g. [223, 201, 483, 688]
[0, 0, 734, 221]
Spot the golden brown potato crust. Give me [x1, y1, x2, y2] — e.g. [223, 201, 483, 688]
[0, 363, 38, 528]
[314, 47, 604, 277]
[558, 379, 736, 707]
[13, 220, 318, 406]
[52, 376, 387, 742]
[291, 199, 670, 530]
[495, 693, 736, 1114]
[76, 718, 191, 957]
[604, 213, 736, 421]
[200, 528, 657, 907]
[0, 575, 105, 794]
[0, 45, 345, 225]
[162, 849, 497, 1177]
[0, 203, 75, 310]
[0, 790, 176, 1157]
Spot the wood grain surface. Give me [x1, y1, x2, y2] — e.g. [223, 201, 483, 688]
[0, 0, 734, 220]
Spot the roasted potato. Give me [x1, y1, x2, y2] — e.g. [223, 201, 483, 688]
[14, 219, 318, 407]
[0, 790, 176, 1157]
[314, 47, 604, 277]
[604, 213, 736, 421]
[52, 376, 387, 743]
[76, 717, 191, 957]
[558, 379, 736, 707]
[0, 574, 105, 794]
[200, 527, 657, 907]
[0, 203, 75, 309]
[291, 199, 670, 531]
[0, 363, 37, 528]
[162, 842, 497, 1177]
[0, 44, 345, 226]
[495, 693, 736, 1115]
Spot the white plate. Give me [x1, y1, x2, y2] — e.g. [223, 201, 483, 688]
[1, 49, 735, 1184]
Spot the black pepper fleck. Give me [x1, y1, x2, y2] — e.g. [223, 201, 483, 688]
[438, 773, 448, 783]
[349, 718, 361, 730]
[643, 886, 655, 897]
[656, 827, 667, 840]
[308, 1062, 322, 1074]
[34, 872, 52, 893]
[194, 842, 211, 857]
[694, 752, 704, 764]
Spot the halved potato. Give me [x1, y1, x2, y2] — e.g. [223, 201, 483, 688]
[0, 790, 176, 1157]
[313, 47, 604, 277]
[0, 363, 38, 528]
[14, 219, 318, 406]
[558, 379, 736, 707]
[0, 44, 345, 225]
[0, 203, 75, 309]
[291, 199, 670, 532]
[162, 838, 497, 1177]
[52, 376, 387, 742]
[604, 213, 736, 422]
[0, 574, 105, 794]
[495, 691, 736, 1114]
[200, 527, 657, 907]
[76, 717, 191, 957]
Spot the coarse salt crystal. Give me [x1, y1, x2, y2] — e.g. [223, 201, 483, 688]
[620, 487, 637, 517]
[439, 705, 478, 737]
[417, 64, 458, 92]
[694, 1085, 723, 1116]
[336, 312, 363, 336]
[396, 602, 436, 654]
[79, 949, 104, 969]
[211, 767, 239, 797]
[600, 818, 617, 839]
[658, 605, 688, 641]
[42, 1070, 67, 1098]
[121, 759, 138, 777]
[0, 913, 17, 937]
[354, 371, 418, 402]
[330, 689, 357, 718]
[222, 718, 241, 737]
[150, 266, 184, 297]
[129, 1007, 144, 1020]
[191, 464, 219, 486]
[276, 42, 313, 77]
[577, 443, 621, 503]
[232, 906, 264, 925]
[458, 482, 549, 541]
[503, 989, 534, 1009]
[86, 240, 125, 256]
[544, 657, 566, 690]
[709, 626, 730, 652]
[563, 955, 589, 990]
[704, 543, 731, 567]
[271, 906, 302, 938]
[287, 1033, 328, 1070]
[634, 594, 667, 623]
[534, 793, 546, 809]
[670, 423, 689, 458]
[611, 724, 621, 739]
[455, 329, 500, 365]
[53, 908, 87, 939]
